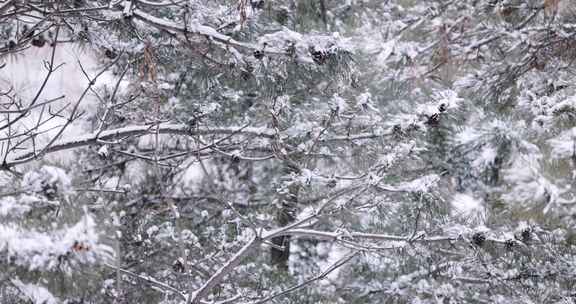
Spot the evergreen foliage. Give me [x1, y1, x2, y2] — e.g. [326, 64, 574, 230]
[1, 0, 576, 303]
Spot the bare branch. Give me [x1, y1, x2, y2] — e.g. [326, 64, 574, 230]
[5, 124, 274, 167]
[187, 236, 261, 304]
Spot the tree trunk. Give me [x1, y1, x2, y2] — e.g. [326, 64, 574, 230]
[271, 164, 299, 270]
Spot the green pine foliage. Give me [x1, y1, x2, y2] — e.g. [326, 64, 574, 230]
[0, 0, 575, 303]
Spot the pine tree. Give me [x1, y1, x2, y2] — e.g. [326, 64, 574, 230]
[1, 1, 575, 303]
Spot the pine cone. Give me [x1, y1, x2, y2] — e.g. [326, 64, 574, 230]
[253, 50, 265, 59]
[31, 36, 46, 48]
[472, 232, 486, 246]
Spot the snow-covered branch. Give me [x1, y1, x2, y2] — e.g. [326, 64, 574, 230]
[0, 215, 113, 271]
[187, 236, 261, 304]
[6, 124, 274, 167]
[265, 228, 456, 244]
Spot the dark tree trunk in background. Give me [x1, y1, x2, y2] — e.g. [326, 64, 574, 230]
[271, 163, 299, 270]
[271, 198, 297, 270]
[271, 205, 295, 270]
[319, 0, 327, 28]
